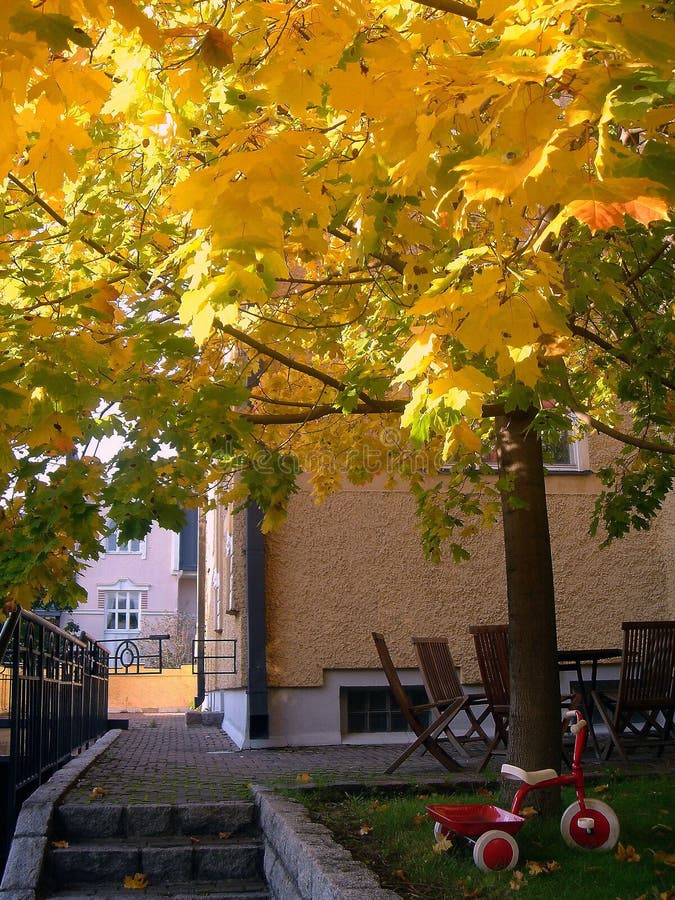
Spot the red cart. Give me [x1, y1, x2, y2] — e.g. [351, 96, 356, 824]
[427, 711, 619, 871]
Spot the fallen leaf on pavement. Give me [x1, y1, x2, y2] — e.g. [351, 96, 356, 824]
[123, 873, 149, 890]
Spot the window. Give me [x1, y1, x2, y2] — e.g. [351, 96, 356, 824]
[342, 686, 430, 734]
[105, 589, 141, 631]
[482, 431, 589, 474]
[541, 431, 588, 472]
[98, 580, 148, 631]
[104, 520, 146, 556]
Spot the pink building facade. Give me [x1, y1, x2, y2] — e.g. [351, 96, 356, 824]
[62, 512, 198, 667]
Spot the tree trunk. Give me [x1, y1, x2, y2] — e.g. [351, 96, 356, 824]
[496, 408, 561, 815]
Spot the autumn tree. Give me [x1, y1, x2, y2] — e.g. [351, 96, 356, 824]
[1, 0, 673, 784]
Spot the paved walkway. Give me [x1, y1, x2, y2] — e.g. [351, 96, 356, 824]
[63, 714, 674, 807]
[64, 715, 482, 805]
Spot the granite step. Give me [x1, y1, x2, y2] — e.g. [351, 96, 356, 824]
[40, 802, 269, 899]
[42, 878, 270, 899]
[55, 802, 258, 840]
[45, 836, 263, 884]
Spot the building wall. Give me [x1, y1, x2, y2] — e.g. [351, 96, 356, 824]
[204, 432, 674, 747]
[66, 521, 197, 671]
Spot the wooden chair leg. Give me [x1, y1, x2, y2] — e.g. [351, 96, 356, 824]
[384, 698, 466, 774]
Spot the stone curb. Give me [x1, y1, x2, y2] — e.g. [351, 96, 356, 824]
[252, 785, 400, 900]
[0, 729, 123, 900]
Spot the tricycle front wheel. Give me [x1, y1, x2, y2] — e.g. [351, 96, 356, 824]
[473, 830, 519, 871]
[560, 799, 619, 851]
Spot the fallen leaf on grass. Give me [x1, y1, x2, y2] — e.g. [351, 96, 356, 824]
[652, 823, 673, 833]
[615, 842, 641, 863]
[652, 850, 675, 867]
[89, 786, 105, 799]
[463, 889, 481, 898]
[357, 823, 373, 836]
[509, 870, 525, 890]
[51, 840, 69, 849]
[392, 869, 410, 883]
[296, 773, 311, 783]
[521, 806, 539, 819]
[413, 813, 427, 826]
[477, 788, 493, 797]
[218, 831, 233, 840]
[432, 835, 453, 854]
[123, 873, 149, 890]
[593, 784, 609, 794]
[525, 860, 560, 875]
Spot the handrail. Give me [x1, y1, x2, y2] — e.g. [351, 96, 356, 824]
[1, 605, 110, 870]
[5, 607, 89, 649]
[0, 607, 21, 661]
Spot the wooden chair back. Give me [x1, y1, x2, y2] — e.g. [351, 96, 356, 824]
[411, 637, 464, 705]
[469, 624, 510, 713]
[619, 620, 675, 709]
[371, 631, 420, 732]
[371, 631, 463, 773]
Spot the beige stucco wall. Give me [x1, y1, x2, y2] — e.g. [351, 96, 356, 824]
[263, 468, 673, 688]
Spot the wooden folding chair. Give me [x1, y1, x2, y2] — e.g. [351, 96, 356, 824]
[469, 624, 510, 772]
[371, 632, 463, 774]
[592, 620, 675, 764]
[412, 637, 491, 759]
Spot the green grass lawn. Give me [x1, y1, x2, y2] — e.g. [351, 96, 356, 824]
[291, 774, 674, 899]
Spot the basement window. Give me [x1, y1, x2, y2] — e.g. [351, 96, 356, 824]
[341, 686, 430, 734]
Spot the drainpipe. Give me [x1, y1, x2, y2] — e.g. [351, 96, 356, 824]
[245, 503, 269, 740]
[194, 509, 206, 709]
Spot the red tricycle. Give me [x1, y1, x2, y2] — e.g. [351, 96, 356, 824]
[426, 710, 620, 871]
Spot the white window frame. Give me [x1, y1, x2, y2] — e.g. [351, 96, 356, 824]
[100, 579, 148, 633]
[541, 430, 590, 473]
[103, 520, 147, 558]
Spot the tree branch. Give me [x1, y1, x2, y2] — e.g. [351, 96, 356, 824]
[412, 0, 489, 22]
[242, 401, 405, 424]
[566, 403, 675, 455]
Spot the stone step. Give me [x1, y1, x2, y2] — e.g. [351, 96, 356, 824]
[45, 837, 264, 885]
[42, 878, 270, 899]
[55, 802, 257, 840]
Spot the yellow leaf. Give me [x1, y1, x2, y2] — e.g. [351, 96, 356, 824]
[396, 332, 436, 380]
[295, 773, 311, 783]
[109, 0, 163, 50]
[510, 869, 525, 890]
[413, 813, 427, 826]
[200, 26, 234, 68]
[432, 835, 453, 853]
[90, 786, 105, 799]
[357, 823, 373, 836]
[218, 831, 233, 840]
[123, 872, 150, 889]
[615, 842, 641, 863]
[521, 806, 539, 819]
[652, 850, 675, 867]
[526, 860, 559, 875]
[51, 840, 69, 848]
[593, 784, 609, 794]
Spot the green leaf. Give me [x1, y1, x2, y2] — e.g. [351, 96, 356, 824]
[10, 9, 93, 51]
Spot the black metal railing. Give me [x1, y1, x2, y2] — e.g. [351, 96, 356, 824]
[192, 638, 237, 675]
[99, 634, 171, 674]
[0, 607, 109, 870]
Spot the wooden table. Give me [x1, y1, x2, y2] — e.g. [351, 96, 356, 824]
[557, 648, 622, 756]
